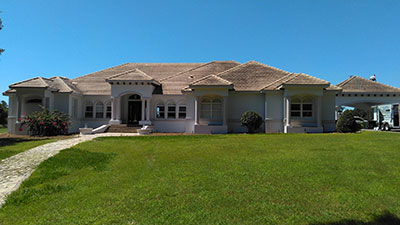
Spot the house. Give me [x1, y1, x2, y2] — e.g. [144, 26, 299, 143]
[3, 60, 343, 134]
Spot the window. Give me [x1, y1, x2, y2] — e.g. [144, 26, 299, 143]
[167, 103, 176, 119]
[302, 103, 313, 117]
[95, 102, 104, 118]
[200, 97, 223, 121]
[290, 98, 313, 118]
[178, 105, 186, 119]
[156, 104, 165, 118]
[72, 99, 78, 118]
[85, 102, 93, 118]
[106, 102, 112, 118]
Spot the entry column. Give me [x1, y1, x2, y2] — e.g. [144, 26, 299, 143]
[110, 97, 121, 124]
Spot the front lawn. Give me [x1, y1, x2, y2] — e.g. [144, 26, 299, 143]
[1, 132, 400, 224]
[0, 127, 7, 134]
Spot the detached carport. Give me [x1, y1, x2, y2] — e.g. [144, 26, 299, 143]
[335, 76, 400, 124]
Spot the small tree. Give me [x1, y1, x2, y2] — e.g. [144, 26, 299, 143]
[20, 107, 70, 136]
[240, 111, 263, 133]
[336, 110, 362, 133]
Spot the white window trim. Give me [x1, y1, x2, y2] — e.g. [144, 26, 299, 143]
[200, 97, 223, 121]
[155, 102, 166, 119]
[178, 104, 187, 119]
[166, 102, 177, 119]
[290, 99, 314, 119]
[84, 102, 94, 118]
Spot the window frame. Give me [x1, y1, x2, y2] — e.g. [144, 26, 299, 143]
[156, 103, 165, 119]
[200, 96, 223, 121]
[85, 102, 94, 118]
[290, 98, 314, 119]
[178, 104, 187, 119]
[106, 102, 112, 118]
[95, 102, 104, 118]
[167, 102, 176, 119]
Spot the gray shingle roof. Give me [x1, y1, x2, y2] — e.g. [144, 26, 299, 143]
[337, 76, 400, 93]
[107, 69, 154, 82]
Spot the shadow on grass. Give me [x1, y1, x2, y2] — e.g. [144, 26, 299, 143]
[0, 138, 40, 148]
[312, 212, 400, 225]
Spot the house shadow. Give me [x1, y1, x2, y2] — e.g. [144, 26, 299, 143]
[0, 138, 41, 148]
[311, 212, 400, 225]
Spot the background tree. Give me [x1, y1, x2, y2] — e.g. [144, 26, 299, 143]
[0, 100, 8, 127]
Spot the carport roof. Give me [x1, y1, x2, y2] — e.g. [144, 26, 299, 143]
[337, 76, 400, 93]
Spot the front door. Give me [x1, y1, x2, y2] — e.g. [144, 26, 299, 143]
[128, 101, 142, 125]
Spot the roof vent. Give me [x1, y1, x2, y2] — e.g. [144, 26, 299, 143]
[189, 75, 194, 79]
[370, 74, 376, 82]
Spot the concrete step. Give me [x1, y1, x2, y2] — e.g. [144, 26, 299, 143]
[107, 124, 141, 133]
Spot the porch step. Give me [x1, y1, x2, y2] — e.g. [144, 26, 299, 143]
[107, 124, 141, 133]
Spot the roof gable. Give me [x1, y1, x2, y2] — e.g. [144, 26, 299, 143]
[107, 69, 154, 82]
[283, 73, 330, 86]
[190, 74, 232, 87]
[160, 61, 240, 94]
[337, 76, 400, 93]
[9, 77, 49, 88]
[217, 61, 291, 91]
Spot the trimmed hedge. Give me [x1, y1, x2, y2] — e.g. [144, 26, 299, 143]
[336, 110, 362, 133]
[240, 111, 263, 133]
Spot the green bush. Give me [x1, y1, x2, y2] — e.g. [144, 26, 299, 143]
[336, 110, 362, 133]
[240, 111, 263, 133]
[19, 108, 70, 136]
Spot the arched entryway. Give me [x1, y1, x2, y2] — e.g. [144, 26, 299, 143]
[127, 94, 141, 125]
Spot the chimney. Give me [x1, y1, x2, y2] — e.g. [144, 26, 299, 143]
[370, 74, 376, 82]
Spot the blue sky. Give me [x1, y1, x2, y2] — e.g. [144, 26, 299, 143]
[1, 0, 400, 103]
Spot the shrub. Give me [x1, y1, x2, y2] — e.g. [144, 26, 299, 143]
[20, 108, 70, 136]
[240, 111, 263, 133]
[336, 110, 362, 133]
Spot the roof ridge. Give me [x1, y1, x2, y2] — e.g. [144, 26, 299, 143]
[159, 61, 217, 82]
[72, 63, 131, 81]
[247, 60, 292, 74]
[336, 75, 356, 87]
[53, 76, 73, 92]
[262, 73, 296, 90]
[296, 72, 330, 84]
[354, 75, 400, 91]
[37, 77, 49, 87]
[107, 68, 154, 80]
[191, 74, 232, 85]
[9, 77, 43, 87]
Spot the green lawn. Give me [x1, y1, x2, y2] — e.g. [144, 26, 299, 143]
[1, 132, 400, 224]
[0, 137, 55, 161]
[0, 127, 7, 134]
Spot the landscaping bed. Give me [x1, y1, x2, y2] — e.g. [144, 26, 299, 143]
[0, 132, 400, 224]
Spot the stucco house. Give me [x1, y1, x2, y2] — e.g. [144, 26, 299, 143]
[4, 60, 344, 134]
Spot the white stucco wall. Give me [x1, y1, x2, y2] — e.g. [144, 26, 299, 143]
[227, 92, 265, 133]
[322, 91, 337, 132]
[265, 91, 284, 133]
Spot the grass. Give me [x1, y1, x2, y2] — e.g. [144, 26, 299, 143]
[0, 137, 55, 161]
[0, 127, 7, 134]
[1, 132, 400, 224]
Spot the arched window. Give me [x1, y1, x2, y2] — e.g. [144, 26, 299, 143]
[85, 102, 94, 118]
[167, 102, 176, 119]
[95, 102, 104, 118]
[200, 96, 223, 121]
[26, 99, 42, 104]
[106, 102, 112, 118]
[129, 94, 141, 100]
[156, 102, 165, 119]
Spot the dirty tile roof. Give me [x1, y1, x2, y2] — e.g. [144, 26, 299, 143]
[337, 76, 400, 93]
[5, 60, 344, 96]
[107, 69, 154, 82]
[190, 74, 232, 86]
[160, 61, 240, 94]
[72, 63, 203, 95]
[216, 61, 293, 91]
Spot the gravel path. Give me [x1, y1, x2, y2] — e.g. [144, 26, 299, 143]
[0, 133, 138, 207]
